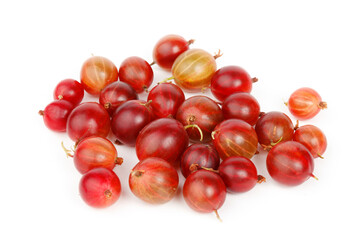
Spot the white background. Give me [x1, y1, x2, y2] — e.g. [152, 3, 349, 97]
[1, 0, 359, 239]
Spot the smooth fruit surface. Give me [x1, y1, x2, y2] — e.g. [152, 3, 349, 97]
[147, 82, 185, 118]
[67, 102, 110, 142]
[129, 157, 179, 204]
[210, 66, 254, 101]
[73, 136, 122, 174]
[53, 79, 84, 106]
[180, 144, 220, 178]
[222, 92, 260, 125]
[39, 100, 73, 132]
[172, 49, 217, 92]
[79, 168, 121, 208]
[80, 56, 118, 96]
[219, 156, 259, 193]
[136, 118, 189, 166]
[255, 111, 294, 148]
[293, 125, 327, 158]
[266, 141, 315, 186]
[119, 56, 153, 93]
[176, 96, 223, 142]
[153, 34, 191, 71]
[111, 100, 153, 146]
[287, 87, 327, 120]
[183, 169, 226, 213]
[212, 119, 258, 160]
[99, 81, 138, 115]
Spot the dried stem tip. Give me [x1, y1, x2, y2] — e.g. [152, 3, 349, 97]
[319, 101, 327, 109]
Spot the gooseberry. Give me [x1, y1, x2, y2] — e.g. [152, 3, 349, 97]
[129, 157, 179, 204]
[53, 79, 84, 106]
[287, 87, 327, 120]
[39, 100, 73, 132]
[79, 168, 121, 208]
[80, 56, 118, 96]
[118, 56, 154, 93]
[293, 124, 327, 159]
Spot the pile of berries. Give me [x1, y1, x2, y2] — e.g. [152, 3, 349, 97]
[39, 34, 327, 220]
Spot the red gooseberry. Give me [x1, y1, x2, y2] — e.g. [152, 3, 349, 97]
[67, 102, 110, 142]
[293, 124, 327, 159]
[111, 100, 154, 146]
[255, 111, 294, 150]
[129, 157, 179, 204]
[80, 56, 118, 96]
[147, 82, 185, 118]
[152, 34, 194, 71]
[136, 118, 189, 167]
[183, 169, 226, 220]
[287, 87, 327, 120]
[172, 49, 219, 92]
[63, 136, 123, 174]
[53, 79, 84, 106]
[210, 66, 257, 101]
[176, 96, 223, 143]
[266, 141, 317, 186]
[119, 56, 154, 93]
[219, 156, 265, 193]
[222, 92, 261, 125]
[99, 81, 138, 116]
[39, 100, 73, 132]
[79, 168, 121, 208]
[212, 119, 258, 160]
[180, 143, 220, 178]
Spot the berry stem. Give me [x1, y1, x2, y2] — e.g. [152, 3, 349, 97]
[184, 124, 203, 141]
[257, 175, 266, 183]
[187, 39, 195, 45]
[317, 153, 324, 159]
[294, 120, 300, 130]
[57, 95, 64, 100]
[214, 210, 222, 222]
[114, 139, 123, 145]
[139, 100, 152, 107]
[310, 173, 319, 181]
[158, 76, 175, 84]
[115, 157, 123, 165]
[104, 102, 111, 109]
[213, 50, 223, 60]
[131, 170, 145, 177]
[149, 61, 156, 66]
[318, 101, 327, 109]
[38, 110, 44, 116]
[61, 141, 74, 158]
[252, 77, 258, 83]
[211, 130, 218, 140]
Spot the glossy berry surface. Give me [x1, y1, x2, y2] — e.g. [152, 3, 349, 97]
[111, 100, 153, 146]
[79, 168, 121, 208]
[266, 141, 315, 186]
[129, 157, 179, 204]
[180, 144, 220, 178]
[119, 56, 154, 93]
[152, 34, 192, 71]
[172, 49, 217, 92]
[53, 79, 84, 106]
[255, 111, 294, 148]
[80, 56, 118, 96]
[212, 119, 258, 160]
[136, 118, 189, 166]
[293, 125, 327, 158]
[183, 169, 226, 214]
[176, 96, 223, 142]
[67, 102, 110, 142]
[210, 66, 255, 101]
[39, 100, 73, 132]
[99, 81, 138, 115]
[219, 156, 260, 193]
[147, 82, 185, 118]
[73, 136, 122, 174]
[287, 87, 327, 120]
[222, 92, 260, 125]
